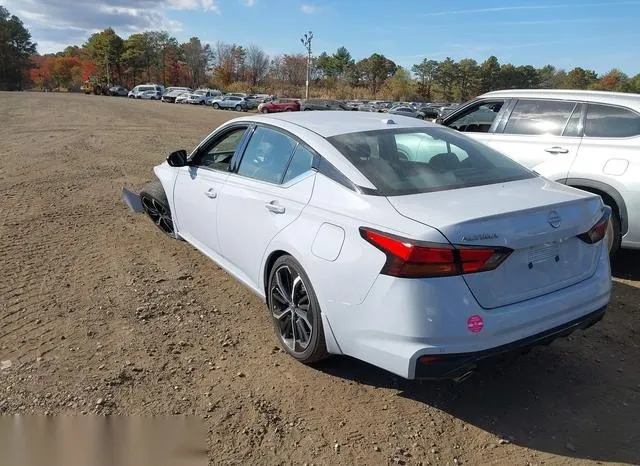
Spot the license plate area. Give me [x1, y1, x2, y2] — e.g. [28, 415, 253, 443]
[528, 241, 560, 265]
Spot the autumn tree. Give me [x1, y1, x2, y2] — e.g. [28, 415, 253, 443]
[564, 67, 598, 89]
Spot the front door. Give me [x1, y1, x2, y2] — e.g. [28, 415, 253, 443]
[216, 126, 317, 289]
[172, 126, 249, 256]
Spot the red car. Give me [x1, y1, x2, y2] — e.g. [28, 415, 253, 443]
[258, 99, 300, 113]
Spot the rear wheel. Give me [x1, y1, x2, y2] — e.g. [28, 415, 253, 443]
[139, 182, 177, 239]
[213, 103, 219, 109]
[235, 104, 242, 111]
[285, 108, 292, 112]
[267, 255, 329, 364]
[606, 205, 621, 257]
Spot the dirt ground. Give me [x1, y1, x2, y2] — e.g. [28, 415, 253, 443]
[0, 92, 639, 466]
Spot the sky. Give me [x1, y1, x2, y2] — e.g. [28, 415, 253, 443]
[5, 0, 640, 75]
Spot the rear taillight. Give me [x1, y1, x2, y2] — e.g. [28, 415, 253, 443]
[360, 228, 512, 278]
[577, 208, 611, 244]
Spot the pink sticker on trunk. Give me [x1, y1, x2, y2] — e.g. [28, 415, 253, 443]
[467, 315, 484, 333]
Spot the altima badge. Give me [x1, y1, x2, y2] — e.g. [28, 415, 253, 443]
[461, 233, 498, 242]
[548, 210, 562, 228]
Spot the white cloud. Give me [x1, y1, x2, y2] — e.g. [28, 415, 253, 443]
[3, 0, 219, 53]
[243, 0, 256, 6]
[300, 3, 317, 14]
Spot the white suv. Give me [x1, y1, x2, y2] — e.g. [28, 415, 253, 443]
[440, 89, 640, 255]
[128, 84, 164, 99]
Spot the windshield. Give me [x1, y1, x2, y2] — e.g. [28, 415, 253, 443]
[327, 127, 535, 196]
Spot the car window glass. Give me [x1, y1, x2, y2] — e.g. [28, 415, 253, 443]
[504, 99, 576, 136]
[237, 127, 297, 183]
[197, 128, 247, 171]
[283, 144, 315, 184]
[563, 105, 583, 137]
[584, 104, 640, 138]
[328, 127, 533, 196]
[446, 101, 503, 133]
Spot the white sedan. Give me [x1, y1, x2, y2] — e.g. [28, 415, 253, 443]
[122, 112, 611, 380]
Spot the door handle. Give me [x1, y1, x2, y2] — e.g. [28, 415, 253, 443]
[544, 146, 569, 154]
[264, 201, 285, 214]
[204, 188, 217, 199]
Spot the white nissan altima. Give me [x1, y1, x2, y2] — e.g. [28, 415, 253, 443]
[122, 111, 611, 380]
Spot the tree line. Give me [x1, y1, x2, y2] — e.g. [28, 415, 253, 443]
[3, 6, 640, 100]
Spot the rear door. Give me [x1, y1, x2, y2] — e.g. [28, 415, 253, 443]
[216, 126, 317, 287]
[489, 99, 583, 179]
[441, 99, 507, 146]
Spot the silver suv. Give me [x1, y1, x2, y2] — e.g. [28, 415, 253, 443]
[440, 89, 640, 255]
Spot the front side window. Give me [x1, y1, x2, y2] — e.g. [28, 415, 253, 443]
[584, 104, 640, 138]
[196, 127, 247, 171]
[237, 127, 297, 183]
[503, 99, 576, 136]
[328, 127, 534, 196]
[445, 101, 504, 133]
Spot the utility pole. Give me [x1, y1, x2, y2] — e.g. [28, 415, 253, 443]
[300, 31, 313, 99]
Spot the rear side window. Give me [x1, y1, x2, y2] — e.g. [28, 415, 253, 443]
[238, 127, 297, 184]
[503, 100, 576, 136]
[584, 104, 640, 138]
[283, 144, 315, 184]
[328, 127, 534, 196]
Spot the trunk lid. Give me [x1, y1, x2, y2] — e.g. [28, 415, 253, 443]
[386, 177, 606, 309]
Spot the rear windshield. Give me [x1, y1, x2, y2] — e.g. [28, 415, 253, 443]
[327, 127, 535, 196]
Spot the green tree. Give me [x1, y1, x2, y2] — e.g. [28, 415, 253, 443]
[382, 67, 412, 101]
[456, 58, 479, 100]
[84, 27, 124, 83]
[478, 55, 500, 93]
[332, 46, 354, 78]
[181, 37, 213, 88]
[411, 58, 438, 100]
[356, 53, 397, 95]
[0, 6, 37, 90]
[122, 33, 150, 85]
[435, 57, 458, 101]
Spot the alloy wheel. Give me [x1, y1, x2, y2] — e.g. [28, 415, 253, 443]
[141, 196, 174, 235]
[269, 265, 313, 352]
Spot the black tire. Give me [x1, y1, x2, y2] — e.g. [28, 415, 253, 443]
[267, 255, 329, 364]
[261, 107, 269, 114]
[213, 103, 219, 109]
[139, 181, 177, 239]
[606, 203, 621, 257]
[235, 104, 242, 111]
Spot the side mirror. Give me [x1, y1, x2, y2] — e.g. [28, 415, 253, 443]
[167, 149, 188, 167]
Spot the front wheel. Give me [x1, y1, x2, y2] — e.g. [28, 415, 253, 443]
[267, 255, 329, 364]
[139, 182, 177, 239]
[261, 108, 269, 114]
[606, 205, 621, 257]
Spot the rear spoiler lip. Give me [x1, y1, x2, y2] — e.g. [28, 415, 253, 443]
[122, 186, 144, 213]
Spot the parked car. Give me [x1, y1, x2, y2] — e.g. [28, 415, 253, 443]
[387, 106, 426, 119]
[109, 86, 128, 97]
[244, 95, 263, 109]
[300, 99, 352, 111]
[212, 95, 249, 111]
[186, 89, 220, 105]
[439, 89, 640, 256]
[123, 111, 611, 380]
[257, 99, 300, 113]
[175, 93, 190, 104]
[128, 84, 164, 99]
[162, 87, 191, 103]
[139, 90, 161, 100]
[418, 106, 441, 120]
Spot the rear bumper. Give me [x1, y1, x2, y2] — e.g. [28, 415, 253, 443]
[414, 306, 606, 380]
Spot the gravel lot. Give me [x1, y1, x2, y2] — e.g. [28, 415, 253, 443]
[1, 92, 639, 465]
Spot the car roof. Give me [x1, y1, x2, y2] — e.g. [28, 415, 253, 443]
[481, 89, 640, 110]
[239, 110, 433, 137]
